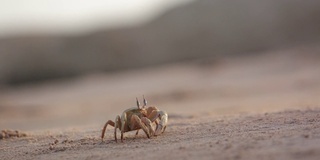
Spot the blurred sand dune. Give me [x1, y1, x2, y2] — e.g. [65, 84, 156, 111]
[1, 0, 320, 85]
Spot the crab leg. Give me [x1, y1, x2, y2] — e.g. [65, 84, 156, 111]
[141, 117, 155, 136]
[114, 115, 121, 143]
[131, 115, 150, 138]
[101, 120, 115, 140]
[120, 113, 127, 142]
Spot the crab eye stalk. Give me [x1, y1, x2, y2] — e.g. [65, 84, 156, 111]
[136, 97, 141, 109]
[143, 95, 147, 107]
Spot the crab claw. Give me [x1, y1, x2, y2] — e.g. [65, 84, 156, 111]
[155, 111, 168, 135]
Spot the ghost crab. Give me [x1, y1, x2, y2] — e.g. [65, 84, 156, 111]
[101, 96, 168, 142]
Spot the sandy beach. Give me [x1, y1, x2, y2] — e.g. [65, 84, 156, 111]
[1, 47, 320, 160]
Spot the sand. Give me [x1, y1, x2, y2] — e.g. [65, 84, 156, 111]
[1, 109, 320, 160]
[1, 46, 320, 159]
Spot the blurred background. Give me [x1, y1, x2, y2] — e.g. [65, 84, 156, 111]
[0, 0, 320, 131]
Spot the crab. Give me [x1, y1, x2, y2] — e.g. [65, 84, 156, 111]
[101, 96, 168, 142]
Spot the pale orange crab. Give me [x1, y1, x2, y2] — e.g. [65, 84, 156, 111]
[101, 96, 168, 142]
